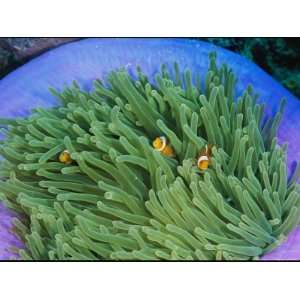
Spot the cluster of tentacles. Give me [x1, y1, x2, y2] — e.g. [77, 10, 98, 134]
[0, 53, 300, 260]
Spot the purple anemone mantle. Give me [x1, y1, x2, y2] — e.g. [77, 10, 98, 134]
[0, 38, 300, 260]
[0, 202, 24, 259]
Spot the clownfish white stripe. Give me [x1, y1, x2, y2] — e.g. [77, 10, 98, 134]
[197, 155, 209, 166]
[157, 136, 167, 151]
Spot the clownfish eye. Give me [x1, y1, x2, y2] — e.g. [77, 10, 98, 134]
[152, 136, 167, 151]
[59, 150, 72, 164]
[152, 137, 162, 149]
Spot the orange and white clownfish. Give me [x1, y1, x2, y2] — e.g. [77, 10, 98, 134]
[197, 144, 213, 171]
[59, 150, 73, 165]
[152, 136, 175, 157]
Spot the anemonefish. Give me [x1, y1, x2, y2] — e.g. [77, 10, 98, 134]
[197, 144, 213, 171]
[59, 150, 73, 164]
[152, 136, 175, 157]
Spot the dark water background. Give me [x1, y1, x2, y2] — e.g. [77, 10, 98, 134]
[0, 38, 299, 98]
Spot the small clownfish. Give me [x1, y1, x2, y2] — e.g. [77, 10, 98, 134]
[152, 136, 175, 157]
[59, 150, 73, 165]
[197, 144, 213, 171]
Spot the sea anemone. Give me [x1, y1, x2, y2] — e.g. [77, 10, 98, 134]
[0, 38, 300, 260]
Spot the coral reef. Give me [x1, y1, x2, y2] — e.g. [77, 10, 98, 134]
[1, 53, 299, 260]
[199, 38, 300, 99]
